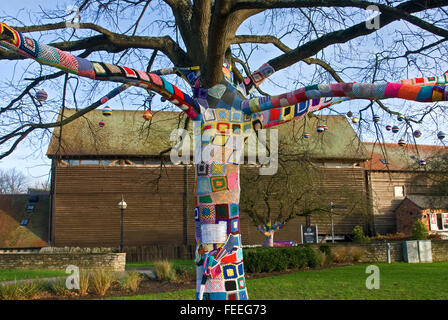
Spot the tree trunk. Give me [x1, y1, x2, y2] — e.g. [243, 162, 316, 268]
[193, 84, 248, 300]
[267, 232, 274, 247]
[262, 231, 274, 247]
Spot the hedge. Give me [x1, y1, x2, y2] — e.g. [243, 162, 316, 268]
[243, 246, 318, 273]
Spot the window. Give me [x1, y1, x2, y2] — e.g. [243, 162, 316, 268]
[394, 186, 405, 198]
[312, 162, 325, 167]
[442, 213, 448, 230]
[20, 219, 29, 226]
[26, 203, 35, 213]
[67, 160, 80, 166]
[324, 162, 342, 167]
[380, 159, 389, 165]
[99, 160, 114, 166]
[431, 213, 448, 231]
[80, 159, 99, 165]
[341, 162, 355, 167]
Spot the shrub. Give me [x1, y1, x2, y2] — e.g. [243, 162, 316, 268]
[315, 250, 327, 267]
[154, 260, 176, 281]
[352, 226, 370, 243]
[173, 265, 196, 283]
[19, 281, 47, 299]
[303, 246, 319, 268]
[347, 247, 365, 262]
[331, 246, 348, 263]
[429, 233, 442, 240]
[318, 244, 333, 265]
[243, 246, 319, 273]
[0, 281, 22, 300]
[120, 271, 142, 293]
[78, 271, 90, 296]
[318, 244, 331, 256]
[50, 278, 74, 296]
[412, 220, 429, 240]
[90, 269, 117, 296]
[371, 232, 409, 241]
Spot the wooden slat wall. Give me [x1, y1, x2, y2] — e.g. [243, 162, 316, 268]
[53, 165, 369, 247]
[53, 165, 196, 247]
[239, 167, 369, 243]
[368, 171, 433, 235]
[310, 167, 368, 235]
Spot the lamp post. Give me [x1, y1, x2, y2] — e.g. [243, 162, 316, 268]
[117, 194, 127, 253]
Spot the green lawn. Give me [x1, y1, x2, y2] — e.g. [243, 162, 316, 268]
[109, 262, 448, 300]
[0, 269, 66, 282]
[126, 259, 194, 269]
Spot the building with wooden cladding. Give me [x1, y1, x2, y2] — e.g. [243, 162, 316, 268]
[45, 109, 374, 248]
[363, 142, 447, 235]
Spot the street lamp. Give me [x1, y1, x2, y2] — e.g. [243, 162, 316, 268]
[117, 194, 127, 253]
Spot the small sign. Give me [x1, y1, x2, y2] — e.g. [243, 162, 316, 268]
[301, 225, 318, 244]
[201, 222, 227, 243]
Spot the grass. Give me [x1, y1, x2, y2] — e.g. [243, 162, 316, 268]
[126, 260, 194, 269]
[0, 269, 66, 282]
[107, 262, 448, 300]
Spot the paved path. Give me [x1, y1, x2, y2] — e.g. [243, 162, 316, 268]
[0, 276, 66, 286]
[125, 267, 156, 279]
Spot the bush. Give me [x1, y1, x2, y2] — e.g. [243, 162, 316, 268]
[0, 281, 22, 300]
[303, 246, 319, 268]
[429, 233, 442, 240]
[411, 220, 429, 240]
[331, 246, 348, 263]
[315, 250, 327, 267]
[347, 247, 365, 262]
[154, 260, 176, 281]
[371, 232, 409, 241]
[119, 271, 142, 293]
[243, 246, 318, 273]
[352, 226, 370, 243]
[318, 244, 331, 256]
[19, 281, 47, 299]
[50, 278, 74, 296]
[318, 244, 333, 265]
[173, 265, 196, 283]
[90, 269, 117, 296]
[78, 271, 90, 296]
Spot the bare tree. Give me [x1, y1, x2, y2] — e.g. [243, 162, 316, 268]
[0, 168, 28, 194]
[1, 0, 448, 300]
[240, 154, 327, 246]
[28, 179, 51, 192]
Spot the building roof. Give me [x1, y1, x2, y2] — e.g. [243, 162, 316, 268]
[363, 142, 446, 171]
[404, 195, 448, 210]
[47, 109, 185, 158]
[46, 109, 369, 160]
[0, 194, 49, 248]
[276, 114, 369, 161]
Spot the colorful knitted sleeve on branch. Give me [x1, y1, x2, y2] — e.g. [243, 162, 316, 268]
[0, 22, 199, 120]
[242, 75, 448, 115]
